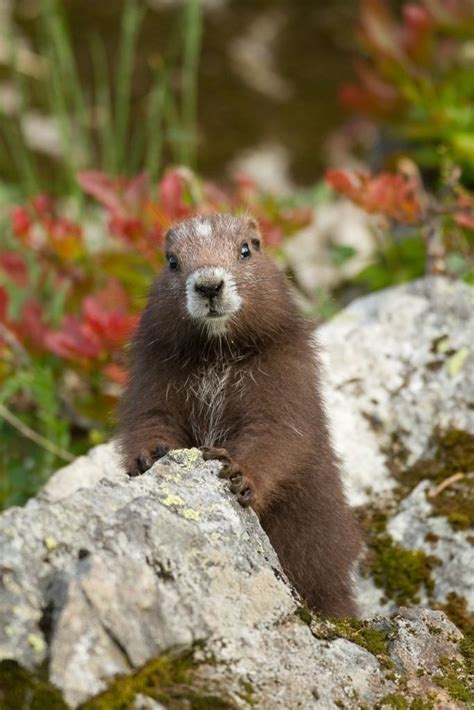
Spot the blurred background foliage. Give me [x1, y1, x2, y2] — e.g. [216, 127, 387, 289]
[0, 0, 473, 508]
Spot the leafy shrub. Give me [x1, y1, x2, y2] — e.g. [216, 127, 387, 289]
[325, 166, 474, 287]
[327, 0, 474, 290]
[340, 0, 474, 178]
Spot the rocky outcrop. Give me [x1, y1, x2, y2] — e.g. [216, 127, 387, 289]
[0, 277, 472, 708]
[0, 449, 470, 708]
[318, 277, 474, 620]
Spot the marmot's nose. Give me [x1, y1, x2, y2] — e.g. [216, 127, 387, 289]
[195, 280, 224, 299]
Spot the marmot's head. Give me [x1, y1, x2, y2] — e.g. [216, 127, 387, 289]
[160, 213, 291, 339]
[140, 213, 299, 356]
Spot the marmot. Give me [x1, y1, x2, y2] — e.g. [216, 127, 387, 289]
[119, 213, 361, 617]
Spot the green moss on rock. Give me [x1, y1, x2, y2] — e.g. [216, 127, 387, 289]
[376, 693, 408, 709]
[377, 694, 437, 709]
[396, 429, 474, 531]
[435, 591, 473, 641]
[370, 532, 438, 606]
[0, 652, 241, 709]
[295, 605, 313, 626]
[334, 621, 391, 661]
[460, 634, 474, 676]
[302, 612, 394, 668]
[434, 592, 474, 682]
[358, 507, 438, 606]
[409, 698, 435, 710]
[432, 474, 473, 532]
[82, 651, 237, 709]
[236, 679, 256, 707]
[432, 656, 472, 703]
[359, 428, 474, 607]
[0, 660, 67, 709]
[404, 429, 474, 486]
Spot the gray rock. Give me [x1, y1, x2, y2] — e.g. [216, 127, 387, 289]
[0, 278, 472, 708]
[387, 481, 474, 609]
[40, 441, 123, 503]
[318, 277, 474, 616]
[284, 201, 377, 294]
[0, 448, 469, 707]
[319, 277, 474, 506]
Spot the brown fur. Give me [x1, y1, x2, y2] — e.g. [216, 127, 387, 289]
[118, 213, 361, 617]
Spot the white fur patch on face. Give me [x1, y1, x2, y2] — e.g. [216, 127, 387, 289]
[186, 266, 242, 333]
[195, 220, 212, 238]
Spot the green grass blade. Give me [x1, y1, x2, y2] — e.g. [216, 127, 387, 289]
[180, 0, 202, 168]
[3, 37, 41, 195]
[90, 33, 118, 174]
[0, 116, 39, 197]
[145, 66, 167, 180]
[41, 43, 78, 194]
[115, 0, 145, 174]
[42, 0, 92, 166]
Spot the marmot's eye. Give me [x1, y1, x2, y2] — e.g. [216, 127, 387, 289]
[168, 254, 179, 270]
[240, 242, 251, 259]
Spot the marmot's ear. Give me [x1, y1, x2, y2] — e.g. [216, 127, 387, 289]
[246, 217, 262, 251]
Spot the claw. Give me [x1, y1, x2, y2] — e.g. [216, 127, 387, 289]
[152, 445, 169, 460]
[138, 454, 153, 473]
[229, 473, 243, 492]
[201, 446, 231, 463]
[127, 461, 141, 478]
[238, 488, 255, 507]
[200, 447, 256, 508]
[126, 443, 170, 478]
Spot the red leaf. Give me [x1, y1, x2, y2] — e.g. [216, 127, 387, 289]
[455, 211, 474, 230]
[11, 206, 32, 237]
[47, 218, 83, 260]
[325, 169, 358, 194]
[44, 282, 138, 365]
[325, 169, 424, 224]
[31, 193, 54, 217]
[103, 363, 129, 385]
[45, 317, 102, 361]
[0, 252, 28, 286]
[20, 300, 48, 350]
[77, 171, 128, 219]
[159, 168, 190, 219]
[109, 216, 144, 242]
[402, 5, 433, 62]
[0, 287, 8, 323]
[340, 60, 400, 116]
[123, 172, 150, 212]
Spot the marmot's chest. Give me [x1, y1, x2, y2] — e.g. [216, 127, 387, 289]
[185, 363, 244, 447]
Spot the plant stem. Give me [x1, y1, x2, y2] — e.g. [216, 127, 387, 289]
[146, 66, 167, 180]
[181, 0, 202, 168]
[90, 33, 118, 174]
[0, 404, 74, 463]
[0, 324, 30, 368]
[115, 0, 145, 173]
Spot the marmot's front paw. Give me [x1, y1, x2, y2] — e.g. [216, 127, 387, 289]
[126, 445, 170, 477]
[200, 446, 256, 508]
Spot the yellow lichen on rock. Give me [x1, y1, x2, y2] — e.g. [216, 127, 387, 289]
[182, 508, 201, 521]
[162, 493, 185, 507]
